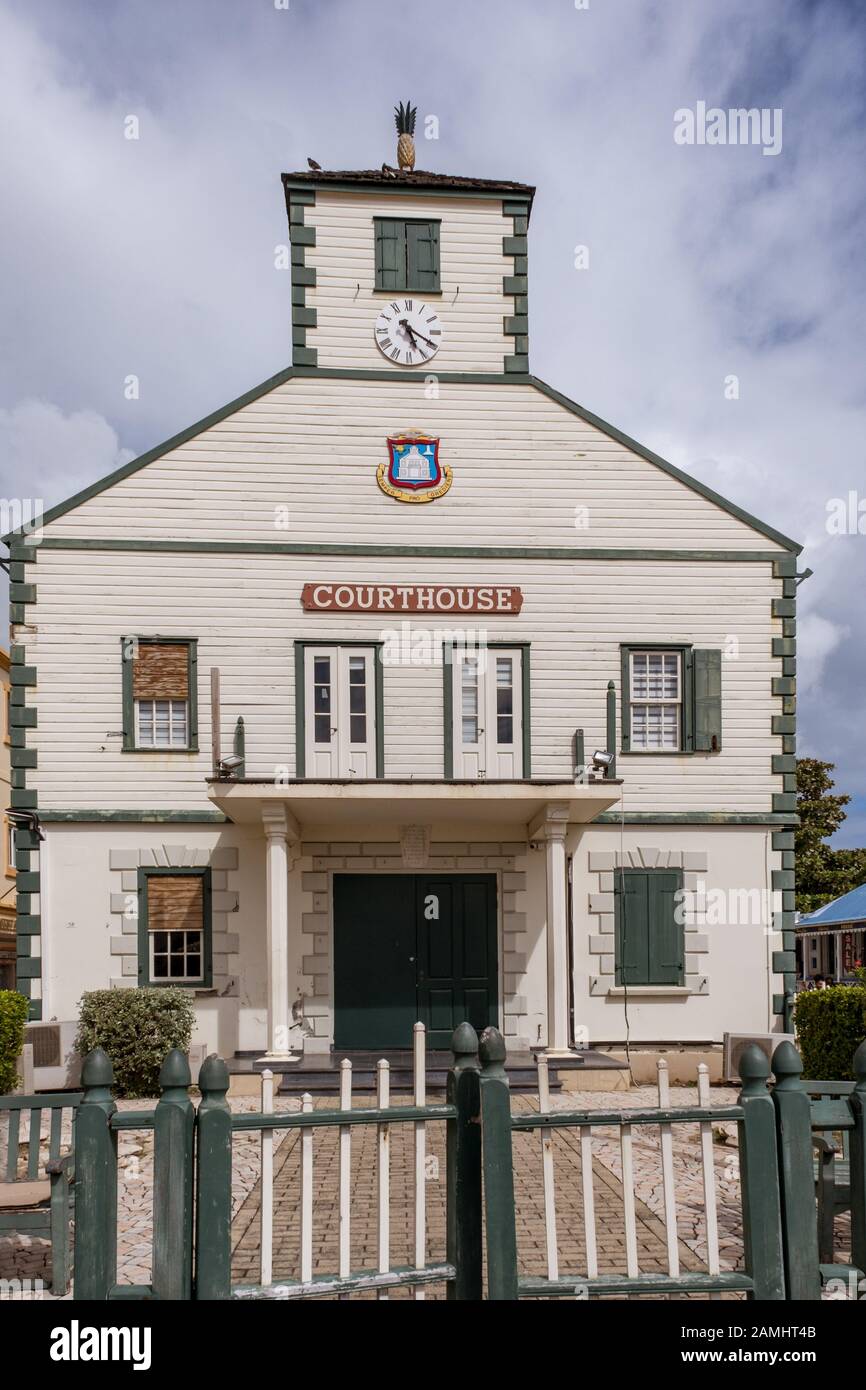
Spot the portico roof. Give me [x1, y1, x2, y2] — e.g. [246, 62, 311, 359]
[207, 778, 621, 832]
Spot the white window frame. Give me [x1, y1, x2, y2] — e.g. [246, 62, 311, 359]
[629, 649, 682, 752]
[135, 697, 189, 749]
[149, 927, 204, 984]
[303, 645, 377, 779]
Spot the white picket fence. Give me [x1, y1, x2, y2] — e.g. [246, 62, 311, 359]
[534, 1055, 725, 1288]
[256, 1021, 431, 1299]
[250, 1029, 729, 1296]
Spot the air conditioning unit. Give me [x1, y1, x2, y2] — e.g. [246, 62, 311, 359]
[24, 1021, 81, 1092]
[723, 1031, 795, 1084]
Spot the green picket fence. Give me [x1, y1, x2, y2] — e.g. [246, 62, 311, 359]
[478, 1030, 866, 1300]
[71, 1028, 866, 1301]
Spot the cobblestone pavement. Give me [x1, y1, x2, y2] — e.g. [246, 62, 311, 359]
[0, 1084, 852, 1300]
[229, 1087, 740, 1299]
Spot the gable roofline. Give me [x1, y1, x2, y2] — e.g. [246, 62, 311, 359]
[3, 366, 801, 554]
[527, 376, 802, 555]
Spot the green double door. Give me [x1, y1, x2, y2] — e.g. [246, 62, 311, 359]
[333, 873, 498, 1049]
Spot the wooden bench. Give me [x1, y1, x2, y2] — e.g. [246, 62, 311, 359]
[804, 1080, 855, 1265]
[0, 1091, 80, 1294]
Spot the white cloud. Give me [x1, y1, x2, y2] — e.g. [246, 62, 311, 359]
[0, 399, 134, 513]
[0, 0, 864, 814]
[797, 612, 848, 696]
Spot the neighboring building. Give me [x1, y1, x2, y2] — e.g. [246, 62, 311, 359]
[797, 884, 866, 983]
[4, 153, 802, 1075]
[0, 648, 16, 989]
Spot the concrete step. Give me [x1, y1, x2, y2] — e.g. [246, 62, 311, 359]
[274, 1065, 560, 1095]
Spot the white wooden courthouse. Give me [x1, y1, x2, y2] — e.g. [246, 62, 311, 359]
[6, 146, 803, 1085]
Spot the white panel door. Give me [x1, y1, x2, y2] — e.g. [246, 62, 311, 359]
[338, 647, 377, 778]
[487, 649, 522, 778]
[452, 648, 523, 779]
[304, 647, 377, 778]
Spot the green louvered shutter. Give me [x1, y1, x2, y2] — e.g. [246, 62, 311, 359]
[692, 648, 722, 752]
[375, 219, 403, 290]
[647, 871, 684, 985]
[616, 869, 684, 985]
[406, 221, 440, 292]
[615, 871, 650, 985]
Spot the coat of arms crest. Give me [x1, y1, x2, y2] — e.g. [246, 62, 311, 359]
[377, 433, 452, 503]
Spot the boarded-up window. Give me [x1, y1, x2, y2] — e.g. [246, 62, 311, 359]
[132, 644, 189, 700]
[125, 640, 195, 750]
[147, 875, 206, 983]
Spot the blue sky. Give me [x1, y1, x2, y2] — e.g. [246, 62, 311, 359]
[1, 0, 865, 840]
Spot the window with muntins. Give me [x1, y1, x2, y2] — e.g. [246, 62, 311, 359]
[620, 645, 722, 754]
[630, 650, 682, 751]
[139, 870, 212, 988]
[122, 638, 198, 751]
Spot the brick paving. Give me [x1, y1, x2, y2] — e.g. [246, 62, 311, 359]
[1, 1083, 853, 1300]
[230, 1090, 731, 1298]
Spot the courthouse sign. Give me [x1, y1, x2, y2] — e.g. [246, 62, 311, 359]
[301, 583, 524, 615]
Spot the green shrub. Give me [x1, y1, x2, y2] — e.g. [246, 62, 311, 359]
[76, 988, 196, 1098]
[0, 991, 30, 1094]
[794, 985, 866, 1080]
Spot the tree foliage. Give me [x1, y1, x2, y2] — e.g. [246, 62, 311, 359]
[795, 758, 866, 913]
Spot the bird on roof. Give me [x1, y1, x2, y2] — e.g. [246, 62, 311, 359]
[381, 162, 398, 178]
[307, 157, 322, 171]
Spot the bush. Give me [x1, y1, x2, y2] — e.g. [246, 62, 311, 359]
[76, 988, 196, 1098]
[0, 991, 30, 1094]
[794, 985, 866, 1080]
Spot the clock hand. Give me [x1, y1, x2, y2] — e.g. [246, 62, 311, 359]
[400, 319, 437, 349]
[398, 317, 421, 349]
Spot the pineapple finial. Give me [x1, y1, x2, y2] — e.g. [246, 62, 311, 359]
[394, 101, 417, 171]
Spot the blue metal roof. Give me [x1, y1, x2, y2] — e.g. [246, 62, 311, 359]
[799, 882, 866, 927]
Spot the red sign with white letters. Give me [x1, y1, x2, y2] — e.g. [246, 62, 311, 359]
[301, 583, 523, 615]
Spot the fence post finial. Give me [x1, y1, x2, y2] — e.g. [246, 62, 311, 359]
[736, 1043, 785, 1299]
[479, 1025, 507, 1076]
[450, 1021, 479, 1066]
[159, 1047, 192, 1097]
[81, 1045, 115, 1096]
[198, 1053, 230, 1101]
[74, 1049, 118, 1301]
[769, 1038, 821, 1299]
[770, 1039, 803, 1090]
[737, 1041, 771, 1095]
[153, 1048, 196, 1299]
[195, 1054, 232, 1299]
[477, 1025, 518, 1299]
[447, 1021, 481, 1300]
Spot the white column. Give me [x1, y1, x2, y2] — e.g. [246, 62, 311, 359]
[530, 802, 573, 1057]
[261, 805, 300, 1061]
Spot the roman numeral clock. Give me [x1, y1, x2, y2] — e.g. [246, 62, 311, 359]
[374, 299, 443, 366]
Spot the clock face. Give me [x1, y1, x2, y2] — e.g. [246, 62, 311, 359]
[374, 299, 442, 366]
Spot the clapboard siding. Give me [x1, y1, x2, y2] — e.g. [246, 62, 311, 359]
[307, 192, 511, 371]
[42, 377, 786, 551]
[26, 550, 784, 812]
